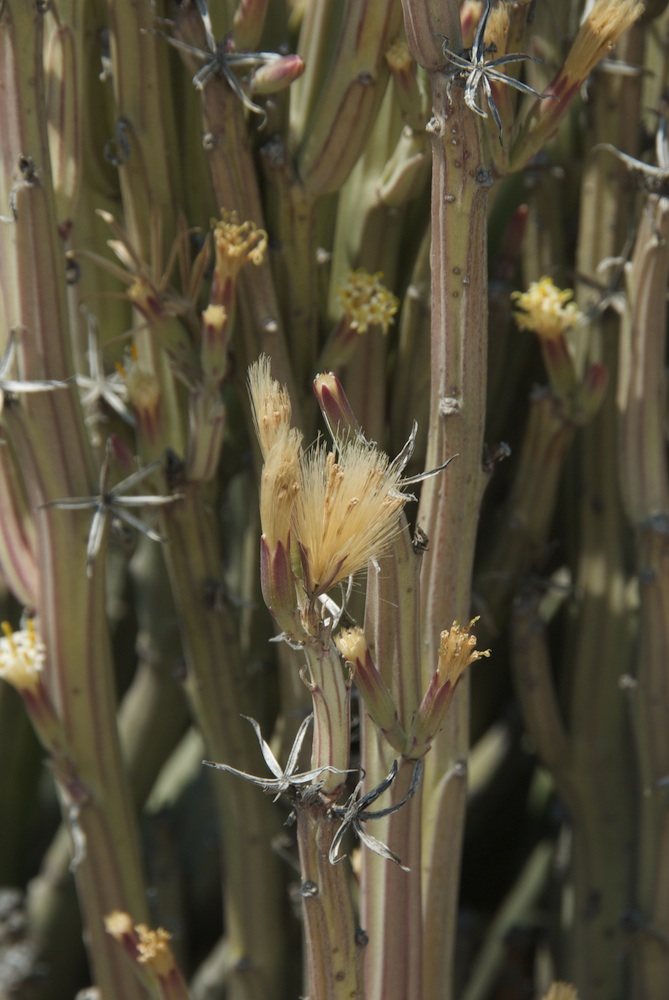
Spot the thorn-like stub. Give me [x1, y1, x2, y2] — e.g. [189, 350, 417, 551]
[439, 396, 461, 417]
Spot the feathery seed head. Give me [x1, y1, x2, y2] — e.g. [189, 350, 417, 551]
[294, 437, 407, 598]
[248, 355, 294, 458]
[562, 0, 644, 88]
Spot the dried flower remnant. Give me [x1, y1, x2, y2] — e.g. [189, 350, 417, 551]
[203, 713, 353, 800]
[512, 277, 581, 341]
[41, 439, 181, 577]
[328, 758, 423, 868]
[0, 329, 69, 412]
[442, 0, 551, 142]
[335, 269, 399, 336]
[75, 312, 134, 428]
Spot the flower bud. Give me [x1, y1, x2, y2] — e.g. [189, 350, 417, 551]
[250, 54, 305, 96]
[336, 626, 407, 753]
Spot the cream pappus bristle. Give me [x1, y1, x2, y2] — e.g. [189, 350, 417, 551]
[248, 355, 294, 459]
[294, 437, 408, 598]
[259, 425, 302, 550]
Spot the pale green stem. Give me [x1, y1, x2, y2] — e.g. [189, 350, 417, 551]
[362, 524, 423, 999]
[159, 487, 286, 1000]
[0, 7, 149, 997]
[618, 193, 669, 998]
[172, 5, 299, 412]
[408, 63, 490, 999]
[303, 634, 352, 795]
[296, 801, 365, 1000]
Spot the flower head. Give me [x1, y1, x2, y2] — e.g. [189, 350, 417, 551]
[105, 911, 186, 994]
[248, 354, 295, 458]
[336, 269, 399, 336]
[437, 617, 490, 685]
[0, 620, 45, 697]
[512, 277, 581, 341]
[212, 210, 267, 307]
[294, 437, 408, 598]
[560, 0, 644, 95]
[409, 618, 489, 757]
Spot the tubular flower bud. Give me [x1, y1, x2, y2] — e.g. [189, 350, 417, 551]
[250, 54, 305, 95]
[313, 371, 365, 443]
[336, 627, 407, 753]
[200, 303, 229, 389]
[409, 618, 490, 757]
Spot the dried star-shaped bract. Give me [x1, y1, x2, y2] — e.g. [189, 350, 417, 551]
[0, 328, 69, 412]
[204, 714, 353, 800]
[75, 311, 135, 427]
[329, 758, 423, 870]
[156, 0, 301, 122]
[41, 440, 181, 577]
[442, 0, 552, 142]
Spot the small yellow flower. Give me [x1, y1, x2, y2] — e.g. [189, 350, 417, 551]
[212, 209, 267, 277]
[0, 620, 45, 697]
[336, 269, 399, 335]
[135, 924, 175, 977]
[438, 617, 490, 686]
[512, 277, 581, 341]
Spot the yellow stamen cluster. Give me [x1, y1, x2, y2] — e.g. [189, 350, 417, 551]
[135, 924, 176, 977]
[213, 209, 267, 275]
[335, 625, 368, 665]
[563, 0, 644, 83]
[512, 277, 581, 341]
[0, 620, 45, 696]
[336, 269, 399, 335]
[438, 617, 490, 686]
